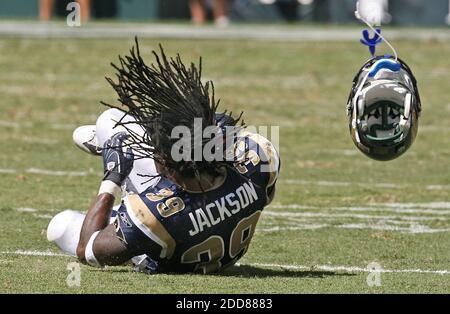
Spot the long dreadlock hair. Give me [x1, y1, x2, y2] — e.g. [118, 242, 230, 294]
[101, 37, 244, 181]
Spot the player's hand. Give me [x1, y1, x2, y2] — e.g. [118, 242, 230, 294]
[102, 132, 134, 186]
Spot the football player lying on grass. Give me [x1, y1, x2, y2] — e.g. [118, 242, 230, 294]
[47, 38, 280, 274]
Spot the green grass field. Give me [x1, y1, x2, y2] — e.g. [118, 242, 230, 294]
[0, 33, 449, 293]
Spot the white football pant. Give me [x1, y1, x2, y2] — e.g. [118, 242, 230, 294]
[96, 108, 160, 193]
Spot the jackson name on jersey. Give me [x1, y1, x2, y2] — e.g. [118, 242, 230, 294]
[187, 181, 259, 236]
[114, 131, 280, 274]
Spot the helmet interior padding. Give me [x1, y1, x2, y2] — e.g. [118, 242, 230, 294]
[359, 80, 408, 143]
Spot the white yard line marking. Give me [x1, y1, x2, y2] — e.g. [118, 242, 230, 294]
[16, 208, 37, 212]
[49, 123, 77, 130]
[0, 250, 70, 257]
[0, 168, 91, 176]
[0, 168, 17, 174]
[25, 168, 88, 177]
[0, 120, 33, 128]
[374, 202, 450, 209]
[33, 214, 53, 219]
[0, 120, 76, 131]
[14, 207, 81, 214]
[242, 263, 450, 275]
[263, 202, 450, 234]
[258, 225, 328, 232]
[258, 223, 450, 234]
[20, 137, 59, 145]
[337, 223, 450, 234]
[279, 179, 450, 190]
[263, 211, 449, 221]
[269, 203, 450, 215]
[2, 250, 449, 275]
[282, 180, 351, 187]
[333, 207, 450, 215]
[427, 185, 450, 190]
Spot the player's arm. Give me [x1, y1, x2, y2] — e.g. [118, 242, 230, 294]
[76, 132, 135, 266]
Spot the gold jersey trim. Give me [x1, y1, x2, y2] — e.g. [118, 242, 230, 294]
[126, 194, 176, 259]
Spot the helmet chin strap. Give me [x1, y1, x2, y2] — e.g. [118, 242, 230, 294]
[399, 93, 412, 132]
[351, 70, 370, 144]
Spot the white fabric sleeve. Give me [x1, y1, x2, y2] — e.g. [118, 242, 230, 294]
[98, 180, 122, 198]
[85, 231, 101, 267]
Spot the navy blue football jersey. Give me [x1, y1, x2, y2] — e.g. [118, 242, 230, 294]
[114, 131, 280, 274]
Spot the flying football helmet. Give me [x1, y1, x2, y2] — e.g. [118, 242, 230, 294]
[347, 56, 421, 161]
